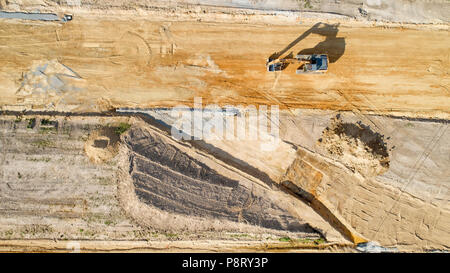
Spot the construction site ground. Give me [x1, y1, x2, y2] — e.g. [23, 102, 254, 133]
[0, 2, 448, 252]
[0, 11, 448, 119]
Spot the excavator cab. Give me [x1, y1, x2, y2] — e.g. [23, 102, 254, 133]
[296, 54, 328, 74]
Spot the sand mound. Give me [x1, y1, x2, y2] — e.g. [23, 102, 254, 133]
[318, 116, 389, 177]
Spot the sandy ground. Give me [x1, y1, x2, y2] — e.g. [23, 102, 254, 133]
[2, 0, 449, 23]
[0, 115, 351, 252]
[130, 108, 449, 250]
[281, 112, 449, 251]
[1, 111, 447, 251]
[0, 8, 448, 119]
[0, 116, 143, 241]
[0, 2, 449, 252]
[0, 239, 354, 253]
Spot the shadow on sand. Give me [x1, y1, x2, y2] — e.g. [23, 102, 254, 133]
[268, 22, 345, 70]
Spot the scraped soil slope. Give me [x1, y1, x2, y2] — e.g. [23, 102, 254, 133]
[121, 125, 317, 234]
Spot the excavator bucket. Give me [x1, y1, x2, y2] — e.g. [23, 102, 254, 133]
[296, 54, 328, 74]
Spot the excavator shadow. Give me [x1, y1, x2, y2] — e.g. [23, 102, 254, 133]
[268, 22, 345, 71]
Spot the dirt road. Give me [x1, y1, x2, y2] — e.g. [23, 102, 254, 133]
[0, 14, 448, 118]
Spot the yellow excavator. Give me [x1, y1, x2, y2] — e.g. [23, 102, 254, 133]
[266, 54, 328, 74]
[266, 22, 337, 74]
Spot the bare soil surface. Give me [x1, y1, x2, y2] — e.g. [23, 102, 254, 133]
[117, 118, 347, 242]
[112, 109, 449, 251]
[0, 7, 448, 119]
[0, 116, 141, 241]
[278, 110, 449, 251]
[0, 1, 448, 252]
[0, 115, 351, 251]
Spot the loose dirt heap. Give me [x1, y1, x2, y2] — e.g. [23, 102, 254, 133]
[318, 116, 390, 177]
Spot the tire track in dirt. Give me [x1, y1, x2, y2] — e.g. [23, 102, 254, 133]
[372, 123, 448, 241]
